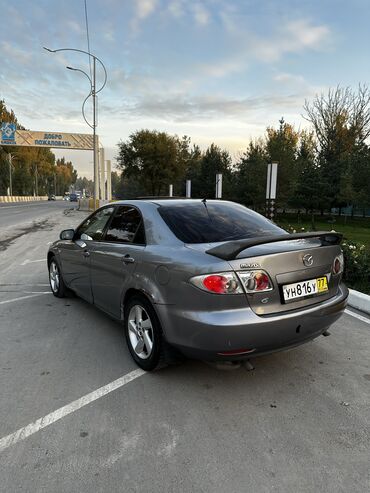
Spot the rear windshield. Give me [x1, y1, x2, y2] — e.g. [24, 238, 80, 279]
[159, 202, 285, 243]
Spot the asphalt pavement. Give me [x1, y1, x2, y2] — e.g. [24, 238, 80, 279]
[0, 202, 369, 493]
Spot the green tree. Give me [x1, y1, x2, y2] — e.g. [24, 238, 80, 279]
[55, 158, 77, 195]
[234, 140, 267, 210]
[1, 100, 77, 196]
[304, 85, 370, 210]
[75, 176, 94, 195]
[265, 118, 300, 209]
[116, 130, 186, 196]
[198, 143, 233, 199]
[350, 143, 370, 215]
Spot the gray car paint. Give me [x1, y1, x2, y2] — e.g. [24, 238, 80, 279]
[49, 199, 348, 361]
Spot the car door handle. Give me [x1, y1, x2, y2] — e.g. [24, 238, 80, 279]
[122, 254, 135, 264]
[83, 250, 90, 258]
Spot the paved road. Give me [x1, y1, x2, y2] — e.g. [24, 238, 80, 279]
[0, 205, 369, 493]
[0, 200, 68, 232]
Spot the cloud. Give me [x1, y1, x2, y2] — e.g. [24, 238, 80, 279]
[168, 0, 184, 18]
[191, 3, 210, 26]
[255, 19, 331, 62]
[110, 93, 306, 123]
[131, 0, 158, 32]
[65, 19, 84, 35]
[0, 42, 31, 66]
[136, 0, 157, 19]
[274, 73, 306, 84]
[201, 59, 246, 78]
[198, 17, 332, 78]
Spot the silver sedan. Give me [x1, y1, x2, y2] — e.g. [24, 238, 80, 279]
[48, 199, 348, 370]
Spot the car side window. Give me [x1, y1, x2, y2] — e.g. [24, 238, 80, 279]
[77, 207, 115, 241]
[104, 206, 145, 244]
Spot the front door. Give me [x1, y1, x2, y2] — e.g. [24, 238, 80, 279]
[59, 206, 115, 302]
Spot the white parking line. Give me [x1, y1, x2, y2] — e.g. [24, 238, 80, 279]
[0, 293, 50, 305]
[0, 369, 145, 453]
[345, 309, 370, 325]
[20, 259, 45, 266]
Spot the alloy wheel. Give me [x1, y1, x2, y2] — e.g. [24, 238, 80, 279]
[127, 304, 154, 359]
[49, 260, 60, 293]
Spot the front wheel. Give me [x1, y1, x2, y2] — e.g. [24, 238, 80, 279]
[124, 295, 173, 371]
[49, 257, 67, 298]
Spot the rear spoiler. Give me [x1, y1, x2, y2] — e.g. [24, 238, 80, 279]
[206, 231, 343, 261]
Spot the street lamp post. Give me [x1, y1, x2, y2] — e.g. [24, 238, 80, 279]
[43, 47, 107, 205]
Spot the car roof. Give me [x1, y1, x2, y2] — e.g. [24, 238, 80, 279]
[111, 198, 233, 207]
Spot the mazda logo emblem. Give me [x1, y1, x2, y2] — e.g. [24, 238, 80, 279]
[303, 254, 314, 267]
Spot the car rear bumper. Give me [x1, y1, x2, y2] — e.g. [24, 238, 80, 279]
[156, 283, 348, 361]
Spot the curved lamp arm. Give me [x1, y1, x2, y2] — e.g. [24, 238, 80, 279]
[43, 47, 107, 93]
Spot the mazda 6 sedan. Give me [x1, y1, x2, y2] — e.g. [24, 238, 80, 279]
[47, 199, 348, 370]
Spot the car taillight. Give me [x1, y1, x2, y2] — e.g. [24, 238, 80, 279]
[190, 272, 243, 294]
[332, 252, 344, 275]
[237, 270, 273, 293]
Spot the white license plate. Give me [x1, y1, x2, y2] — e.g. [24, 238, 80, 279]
[283, 277, 328, 302]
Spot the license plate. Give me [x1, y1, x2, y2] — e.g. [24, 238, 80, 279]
[283, 277, 328, 302]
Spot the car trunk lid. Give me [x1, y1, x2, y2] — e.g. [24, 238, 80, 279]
[206, 233, 343, 315]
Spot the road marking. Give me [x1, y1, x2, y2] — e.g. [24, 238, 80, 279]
[0, 203, 48, 209]
[0, 283, 49, 286]
[345, 309, 370, 325]
[0, 369, 145, 453]
[24, 291, 51, 294]
[20, 259, 45, 266]
[0, 293, 50, 305]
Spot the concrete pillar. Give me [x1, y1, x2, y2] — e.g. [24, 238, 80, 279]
[106, 160, 112, 200]
[186, 179, 191, 198]
[215, 173, 222, 198]
[100, 147, 105, 200]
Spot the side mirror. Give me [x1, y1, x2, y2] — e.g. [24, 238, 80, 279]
[60, 229, 75, 240]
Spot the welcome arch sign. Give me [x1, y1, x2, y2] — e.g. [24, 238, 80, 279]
[1, 123, 94, 150]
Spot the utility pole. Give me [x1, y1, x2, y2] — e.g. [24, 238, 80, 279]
[35, 164, 38, 196]
[44, 47, 107, 209]
[93, 56, 99, 205]
[54, 173, 57, 195]
[8, 153, 13, 196]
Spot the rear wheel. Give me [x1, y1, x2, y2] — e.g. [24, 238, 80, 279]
[48, 257, 67, 298]
[124, 295, 176, 371]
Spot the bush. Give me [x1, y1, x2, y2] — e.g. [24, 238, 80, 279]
[341, 240, 370, 294]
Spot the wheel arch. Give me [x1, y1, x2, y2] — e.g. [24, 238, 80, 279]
[121, 288, 167, 337]
[47, 251, 55, 266]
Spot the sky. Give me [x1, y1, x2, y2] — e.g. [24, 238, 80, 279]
[1, 0, 370, 178]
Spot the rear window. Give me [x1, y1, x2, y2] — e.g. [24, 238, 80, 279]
[158, 202, 285, 244]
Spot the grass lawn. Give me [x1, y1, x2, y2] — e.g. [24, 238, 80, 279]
[277, 213, 370, 249]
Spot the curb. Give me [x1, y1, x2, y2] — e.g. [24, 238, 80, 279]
[348, 288, 370, 316]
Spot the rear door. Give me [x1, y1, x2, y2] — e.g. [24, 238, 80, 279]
[90, 205, 146, 318]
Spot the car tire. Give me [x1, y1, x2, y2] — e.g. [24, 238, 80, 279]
[48, 257, 67, 298]
[124, 295, 177, 371]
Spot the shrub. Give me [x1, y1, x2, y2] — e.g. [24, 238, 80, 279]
[341, 240, 370, 293]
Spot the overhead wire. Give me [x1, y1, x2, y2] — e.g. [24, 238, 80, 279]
[84, 0, 92, 79]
